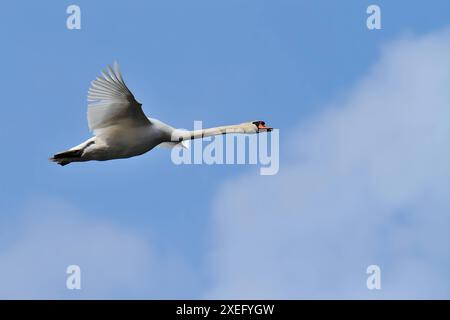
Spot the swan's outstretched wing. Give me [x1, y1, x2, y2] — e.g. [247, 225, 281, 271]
[87, 62, 150, 134]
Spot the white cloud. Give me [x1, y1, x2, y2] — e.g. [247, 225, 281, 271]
[0, 198, 198, 299]
[206, 28, 450, 299]
[3, 27, 450, 300]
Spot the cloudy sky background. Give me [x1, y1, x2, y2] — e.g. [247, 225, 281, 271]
[0, 0, 449, 298]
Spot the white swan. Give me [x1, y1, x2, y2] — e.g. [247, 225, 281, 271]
[50, 62, 272, 166]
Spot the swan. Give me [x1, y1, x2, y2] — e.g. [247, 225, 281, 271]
[50, 62, 272, 166]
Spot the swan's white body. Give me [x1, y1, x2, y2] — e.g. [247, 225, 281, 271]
[51, 62, 272, 166]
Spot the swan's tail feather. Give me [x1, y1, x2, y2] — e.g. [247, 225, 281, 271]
[49, 149, 83, 166]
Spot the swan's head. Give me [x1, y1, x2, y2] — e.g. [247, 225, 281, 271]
[252, 120, 273, 133]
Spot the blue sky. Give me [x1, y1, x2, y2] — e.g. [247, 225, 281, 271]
[1, 1, 450, 299]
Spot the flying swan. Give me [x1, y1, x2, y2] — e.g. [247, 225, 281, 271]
[50, 62, 272, 166]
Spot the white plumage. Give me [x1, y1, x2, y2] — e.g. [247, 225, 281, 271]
[50, 62, 272, 166]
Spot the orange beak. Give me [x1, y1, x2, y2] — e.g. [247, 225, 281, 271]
[257, 122, 273, 132]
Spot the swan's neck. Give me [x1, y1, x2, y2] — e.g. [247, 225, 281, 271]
[174, 122, 258, 142]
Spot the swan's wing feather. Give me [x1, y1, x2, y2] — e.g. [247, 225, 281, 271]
[158, 141, 190, 149]
[87, 62, 150, 133]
